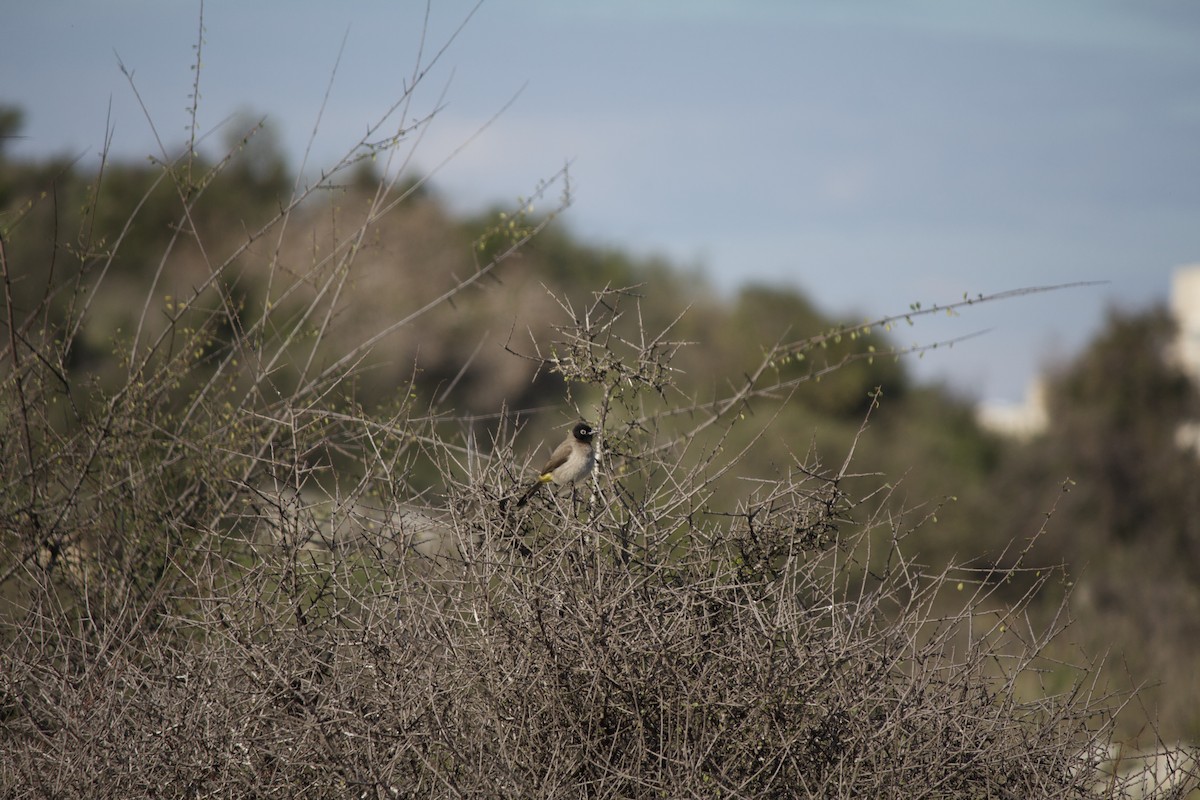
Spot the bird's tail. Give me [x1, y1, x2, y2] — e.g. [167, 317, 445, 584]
[514, 479, 544, 508]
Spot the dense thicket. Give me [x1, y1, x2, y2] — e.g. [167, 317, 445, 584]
[2, 95, 1197, 797]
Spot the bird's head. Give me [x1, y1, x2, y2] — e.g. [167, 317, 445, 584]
[572, 422, 595, 443]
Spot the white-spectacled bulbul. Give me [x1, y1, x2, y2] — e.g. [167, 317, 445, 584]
[515, 421, 596, 507]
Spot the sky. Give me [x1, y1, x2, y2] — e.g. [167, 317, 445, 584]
[4, 0, 1199, 404]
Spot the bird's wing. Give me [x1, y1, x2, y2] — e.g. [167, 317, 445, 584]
[538, 444, 571, 480]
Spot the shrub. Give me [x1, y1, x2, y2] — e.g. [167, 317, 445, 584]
[1, 14, 1195, 798]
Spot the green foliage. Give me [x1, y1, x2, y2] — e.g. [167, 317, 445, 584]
[0, 105, 22, 151]
[1050, 308, 1200, 546]
[723, 283, 909, 418]
[957, 305, 1200, 742]
[977, 306, 1200, 560]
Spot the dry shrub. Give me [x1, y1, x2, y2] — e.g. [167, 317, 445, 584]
[3, 268, 1198, 797]
[2, 14, 1197, 798]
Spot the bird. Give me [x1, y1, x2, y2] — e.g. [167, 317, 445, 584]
[515, 421, 596, 507]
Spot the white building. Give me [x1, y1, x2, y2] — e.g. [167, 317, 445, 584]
[1170, 264, 1200, 453]
[976, 379, 1049, 439]
[1169, 264, 1200, 383]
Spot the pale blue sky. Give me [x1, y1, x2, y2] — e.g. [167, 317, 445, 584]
[5, 1, 1199, 402]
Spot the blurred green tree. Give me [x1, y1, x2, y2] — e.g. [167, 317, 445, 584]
[987, 306, 1200, 566]
[0, 105, 22, 156]
[722, 283, 908, 418]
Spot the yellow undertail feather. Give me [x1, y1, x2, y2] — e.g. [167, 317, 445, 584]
[515, 472, 558, 507]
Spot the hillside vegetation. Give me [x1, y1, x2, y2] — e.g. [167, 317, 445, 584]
[2, 86, 1198, 797]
